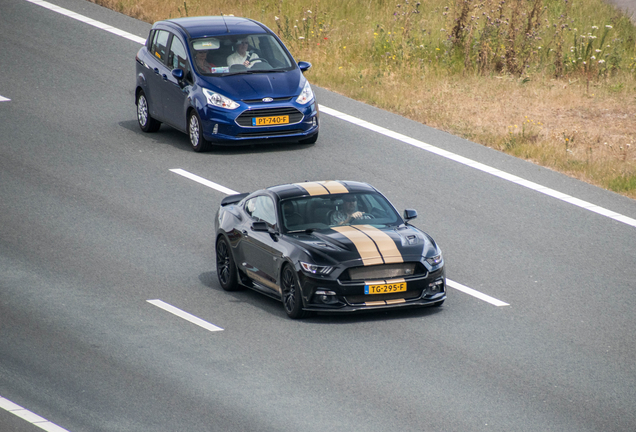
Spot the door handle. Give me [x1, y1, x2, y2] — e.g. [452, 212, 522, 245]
[153, 68, 159, 74]
[242, 230, 248, 236]
[162, 74, 168, 80]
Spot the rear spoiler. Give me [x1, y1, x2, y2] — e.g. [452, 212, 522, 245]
[221, 192, 249, 206]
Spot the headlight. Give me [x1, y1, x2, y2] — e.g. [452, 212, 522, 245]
[295, 80, 314, 105]
[300, 262, 333, 275]
[202, 88, 239, 110]
[426, 254, 442, 266]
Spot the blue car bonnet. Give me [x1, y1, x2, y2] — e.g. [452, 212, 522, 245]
[200, 69, 304, 100]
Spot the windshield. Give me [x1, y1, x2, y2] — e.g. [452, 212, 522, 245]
[280, 193, 403, 232]
[191, 34, 295, 75]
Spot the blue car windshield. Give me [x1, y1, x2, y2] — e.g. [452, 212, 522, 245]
[191, 34, 295, 75]
[280, 193, 403, 232]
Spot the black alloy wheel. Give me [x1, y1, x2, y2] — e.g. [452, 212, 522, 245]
[281, 264, 309, 319]
[216, 237, 240, 291]
[136, 90, 161, 132]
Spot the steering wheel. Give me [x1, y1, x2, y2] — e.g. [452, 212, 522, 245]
[249, 58, 269, 64]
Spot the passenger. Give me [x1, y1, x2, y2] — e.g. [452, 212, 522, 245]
[283, 202, 303, 228]
[226, 38, 260, 68]
[194, 50, 215, 72]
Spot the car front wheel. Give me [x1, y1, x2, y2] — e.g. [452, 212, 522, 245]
[281, 264, 309, 319]
[188, 111, 212, 152]
[136, 91, 161, 132]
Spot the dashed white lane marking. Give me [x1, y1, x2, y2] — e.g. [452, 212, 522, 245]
[170, 169, 510, 306]
[147, 299, 224, 332]
[0, 395, 71, 432]
[0, 96, 10, 102]
[27, 0, 636, 229]
[170, 168, 239, 195]
[319, 106, 636, 229]
[25, 0, 146, 44]
[446, 280, 509, 307]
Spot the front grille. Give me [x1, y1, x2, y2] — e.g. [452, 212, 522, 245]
[343, 263, 423, 282]
[346, 290, 423, 304]
[236, 107, 303, 127]
[242, 97, 293, 104]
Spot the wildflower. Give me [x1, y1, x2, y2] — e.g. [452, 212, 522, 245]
[299, 36, 305, 39]
[307, 9, 312, 13]
[591, 56, 596, 60]
[590, 35, 597, 39]
[275, 16, 279, 21]
[598, 59, 605, 64]
[606, 25, 613, 29]
[595, 49, 601, 53]
[592, 25, 598, 29]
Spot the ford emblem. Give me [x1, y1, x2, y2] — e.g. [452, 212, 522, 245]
[262, 97, 273, 102]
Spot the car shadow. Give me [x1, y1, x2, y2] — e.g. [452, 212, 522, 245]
[121, 119, 316, 154]
[199, 271, 445, 323]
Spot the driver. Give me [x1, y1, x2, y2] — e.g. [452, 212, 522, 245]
[330, 195, 372, 225]
[226, 38, 260, 68]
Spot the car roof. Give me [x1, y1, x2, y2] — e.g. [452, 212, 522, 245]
[268, 181, 378, 200]
[160, 16, 269, 39]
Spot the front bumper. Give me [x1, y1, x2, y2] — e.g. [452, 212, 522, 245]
[298, 267, 446, 313]
[199, 101, 319, 145]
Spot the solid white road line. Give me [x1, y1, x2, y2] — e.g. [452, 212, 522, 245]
[0, 395, 71, 432]
[169, 169, 510, 306]
[25, 0, 146, 44]
[319, 106, 636, 229]
[147, 299, 224, 332]
[0, 96, 10, 102]
[26, 0, 636, 229]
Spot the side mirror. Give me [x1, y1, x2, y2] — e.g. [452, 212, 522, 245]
[252, 222, 279, 237]
[252, 221, 269, 232]
[172, 68, 184, 80]
[403, 209, 418, 221]
[298, 61, 312, 73]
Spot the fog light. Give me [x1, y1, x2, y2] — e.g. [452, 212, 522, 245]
[212, 124, 218, 134]
[427, 280, 444, 294]
[315, 290, 338, 305]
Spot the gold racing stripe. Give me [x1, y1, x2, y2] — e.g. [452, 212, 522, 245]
[320, 181, 348, 194]
[353, 225, 404, 264]
[295, 182, 330, 196]
[332, 226, 384, 266]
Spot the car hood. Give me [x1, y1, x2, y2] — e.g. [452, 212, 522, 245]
[200, 69, 303, 100]
[285, 224, 438, 266]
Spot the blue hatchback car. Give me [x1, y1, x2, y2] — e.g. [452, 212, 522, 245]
[135, 16, 319, 151]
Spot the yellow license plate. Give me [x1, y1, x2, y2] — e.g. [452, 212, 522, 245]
[253, 115, 289, 126]
[365, 282, 407, 295]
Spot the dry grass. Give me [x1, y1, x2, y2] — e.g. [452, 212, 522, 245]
[92, 0, 636, 198]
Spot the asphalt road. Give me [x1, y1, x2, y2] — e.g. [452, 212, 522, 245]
[1, 0, 635, 431]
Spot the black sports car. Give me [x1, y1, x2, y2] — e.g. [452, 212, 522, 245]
[214, 181, 446, 318]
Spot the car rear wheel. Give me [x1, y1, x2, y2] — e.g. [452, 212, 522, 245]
[216, 237, 240, 291]
[136, 91, 161, 132]
[281, 264, 309, 319]
[188, 111, 213, 152]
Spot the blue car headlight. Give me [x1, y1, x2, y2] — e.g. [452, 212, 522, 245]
[295, 80, 314, 105]
[202, 88, 239, 110]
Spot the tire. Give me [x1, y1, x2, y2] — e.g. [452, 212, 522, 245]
[188, 111, 213, 152]
[216, 237, 241, 291]
[281, 264, 309, 319]
[299, 131, 318, 145]
[136, 90, 161, 132]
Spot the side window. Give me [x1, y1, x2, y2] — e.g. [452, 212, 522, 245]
[168, 36, 189, 72]
[245, 196, 277, 227]
[150, 30, 170, 63]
